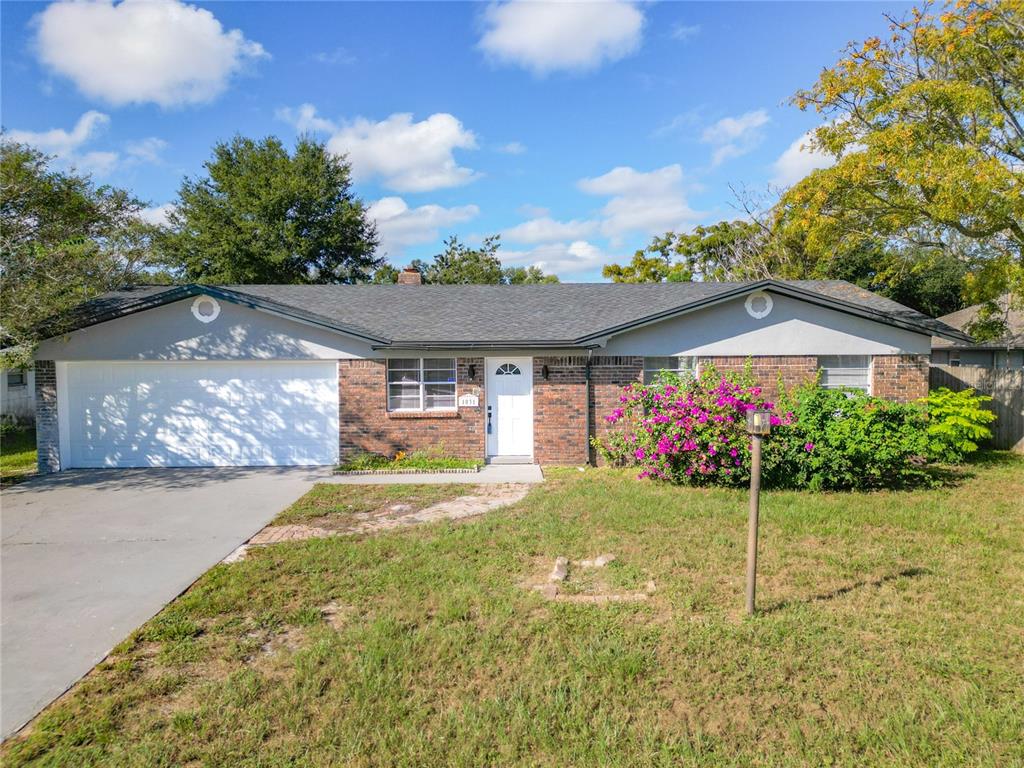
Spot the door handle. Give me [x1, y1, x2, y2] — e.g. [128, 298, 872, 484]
[487, 405, 493, 434]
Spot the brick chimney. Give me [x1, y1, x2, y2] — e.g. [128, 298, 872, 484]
[397, 267, 422, 285]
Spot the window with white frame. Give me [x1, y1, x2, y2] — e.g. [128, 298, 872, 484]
[387, 358, 456, 411]
[6, 371, 26, 388]
[643, 356, 697, 384]
[818, 355, 871, 392]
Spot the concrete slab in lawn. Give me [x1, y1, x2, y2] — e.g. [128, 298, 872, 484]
[326, 463, 545, 485]
[0, 466, 331, 740]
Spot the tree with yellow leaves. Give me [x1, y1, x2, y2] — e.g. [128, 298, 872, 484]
[776, 0, 1023, 335]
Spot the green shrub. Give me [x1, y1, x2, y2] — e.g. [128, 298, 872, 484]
[771, 386, 931, 490]
[920, 387, 996, 463]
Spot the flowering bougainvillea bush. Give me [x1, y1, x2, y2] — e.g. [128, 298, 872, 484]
[594, 363, 935, 491]
[593, 364, 793, 487]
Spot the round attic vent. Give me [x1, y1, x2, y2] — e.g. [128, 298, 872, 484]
[744, 291, 773, 319]
[191, 296, 221, 324]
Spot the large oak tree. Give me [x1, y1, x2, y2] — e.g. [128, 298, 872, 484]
[161, 136, 381, 284]
[0, 140, 160, 366]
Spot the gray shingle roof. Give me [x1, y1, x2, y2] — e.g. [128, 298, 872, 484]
[49, 280, 971, 347]
[933, 294, 1024, 349]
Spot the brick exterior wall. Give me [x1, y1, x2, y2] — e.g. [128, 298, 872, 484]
[590, 356, 644, 465]
[697, 355, 820, 399]
[338, 358, 485, 461]
[35, 360, 60, 473]
[532, 357, 589, 465]
[870, 354, 930, 401]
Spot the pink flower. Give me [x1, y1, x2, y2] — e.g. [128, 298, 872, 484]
[635, 448, 646, 460]
[804, 442, 815, 452]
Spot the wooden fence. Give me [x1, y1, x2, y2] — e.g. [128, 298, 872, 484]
[929, 365, 1024, 453]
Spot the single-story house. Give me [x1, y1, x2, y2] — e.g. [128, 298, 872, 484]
[1, 367, 35, 424]
[31, 272, 969, 472]
[931, 294, 1024, 369]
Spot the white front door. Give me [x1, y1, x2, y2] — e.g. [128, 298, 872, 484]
[485, 357, 533, 458]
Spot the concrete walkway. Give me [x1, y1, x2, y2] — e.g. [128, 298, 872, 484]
[326, 463, 544, 485]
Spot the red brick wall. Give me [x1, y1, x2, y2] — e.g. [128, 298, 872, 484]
[698, 355, 819, 399]
[337, 353, 929, 467]
[590, 356, 643, 464]
[532, 357, 589, 465]
[338, 358, 485, 461]
[871, 354, 929, 402]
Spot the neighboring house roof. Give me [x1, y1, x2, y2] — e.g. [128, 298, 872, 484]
[44, 279, 971, 349]
[933, 294, 1024, 350]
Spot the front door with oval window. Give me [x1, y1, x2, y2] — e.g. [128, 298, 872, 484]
[485, 357, 533, 458]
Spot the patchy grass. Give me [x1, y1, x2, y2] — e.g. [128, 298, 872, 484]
[338, 450, 480, 472]
[4, 453, 1023, 767]
[0, 427, 36, 486]
[272, 483, 477, 527]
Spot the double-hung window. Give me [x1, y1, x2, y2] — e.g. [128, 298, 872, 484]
[642, 356, 697, 385]
[818, 355, 871, 392]
[387, 358, 456, 411]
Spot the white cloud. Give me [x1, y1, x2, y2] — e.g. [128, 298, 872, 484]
[771, 129, 835, 187]
[578, 164, 699, 238]
[497, 141, 527, 155]
[701, 109, 770, 166]
[503, 240, 612, 277]
[275, 103, 338, 134]
[7, 110, 109, 157]
[670, 23, 701, 41]
[125, 137, 168, 164]
[7, 110, 122, 176]
[478, 0, 644, 76]
[34, 0, 267, 107]
[502, 217, 597, 244]
[311, 47, 355, 66]
[368, 196, 479, 256]
[139, 203, 176, 227]
[518, 203, 551, 218]
[327, 112, 479, 193]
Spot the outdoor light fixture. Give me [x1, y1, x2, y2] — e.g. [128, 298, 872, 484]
[542, 364, 550, 380]
[746, 409, 772, 435]
[468, 364, 476, 380]
[745, 408, 771, 615]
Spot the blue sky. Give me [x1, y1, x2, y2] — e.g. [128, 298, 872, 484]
[1, 0, 910, 280]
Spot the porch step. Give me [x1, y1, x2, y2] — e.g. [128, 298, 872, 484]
[486, 455, 535, 466]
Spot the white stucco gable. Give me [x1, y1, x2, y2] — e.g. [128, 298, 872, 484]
[601, 292, 931, 356]
[35, 295, 376, 361]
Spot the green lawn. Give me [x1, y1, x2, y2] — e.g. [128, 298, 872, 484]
[4, 454, 1023, 766]
[0, 427, 36, 485]
[338, 450, 481, 472]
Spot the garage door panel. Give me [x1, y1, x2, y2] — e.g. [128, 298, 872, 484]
[65, 362, 339, 468]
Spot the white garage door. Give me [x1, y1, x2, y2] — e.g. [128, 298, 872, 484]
[62, 361, 339, 468]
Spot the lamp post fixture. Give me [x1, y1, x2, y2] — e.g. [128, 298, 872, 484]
[745, 409, 771, 616]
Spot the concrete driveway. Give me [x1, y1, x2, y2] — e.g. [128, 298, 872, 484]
[1, 467, 328, 739]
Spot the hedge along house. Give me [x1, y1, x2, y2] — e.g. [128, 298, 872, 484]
[31, 275, 969, 472]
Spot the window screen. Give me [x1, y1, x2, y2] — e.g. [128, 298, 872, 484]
[818, 355, 870, 392]
[387, 359, 456, 411]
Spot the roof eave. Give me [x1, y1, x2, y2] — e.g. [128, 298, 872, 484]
[575, 279, 973, 344]
[37, 284, 392, 346]
[374, 340, 599, 351]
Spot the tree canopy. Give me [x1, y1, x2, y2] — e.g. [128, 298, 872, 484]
[776, 0, 1023, 325]
[0, 140, 160, 366]
[405, 235, 559, 285]
[160, 136, 381, 284]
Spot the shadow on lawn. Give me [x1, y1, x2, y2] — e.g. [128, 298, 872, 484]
[762, 567, 931, 614]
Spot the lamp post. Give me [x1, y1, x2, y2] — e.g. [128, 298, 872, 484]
[745, 409, 771, 616]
